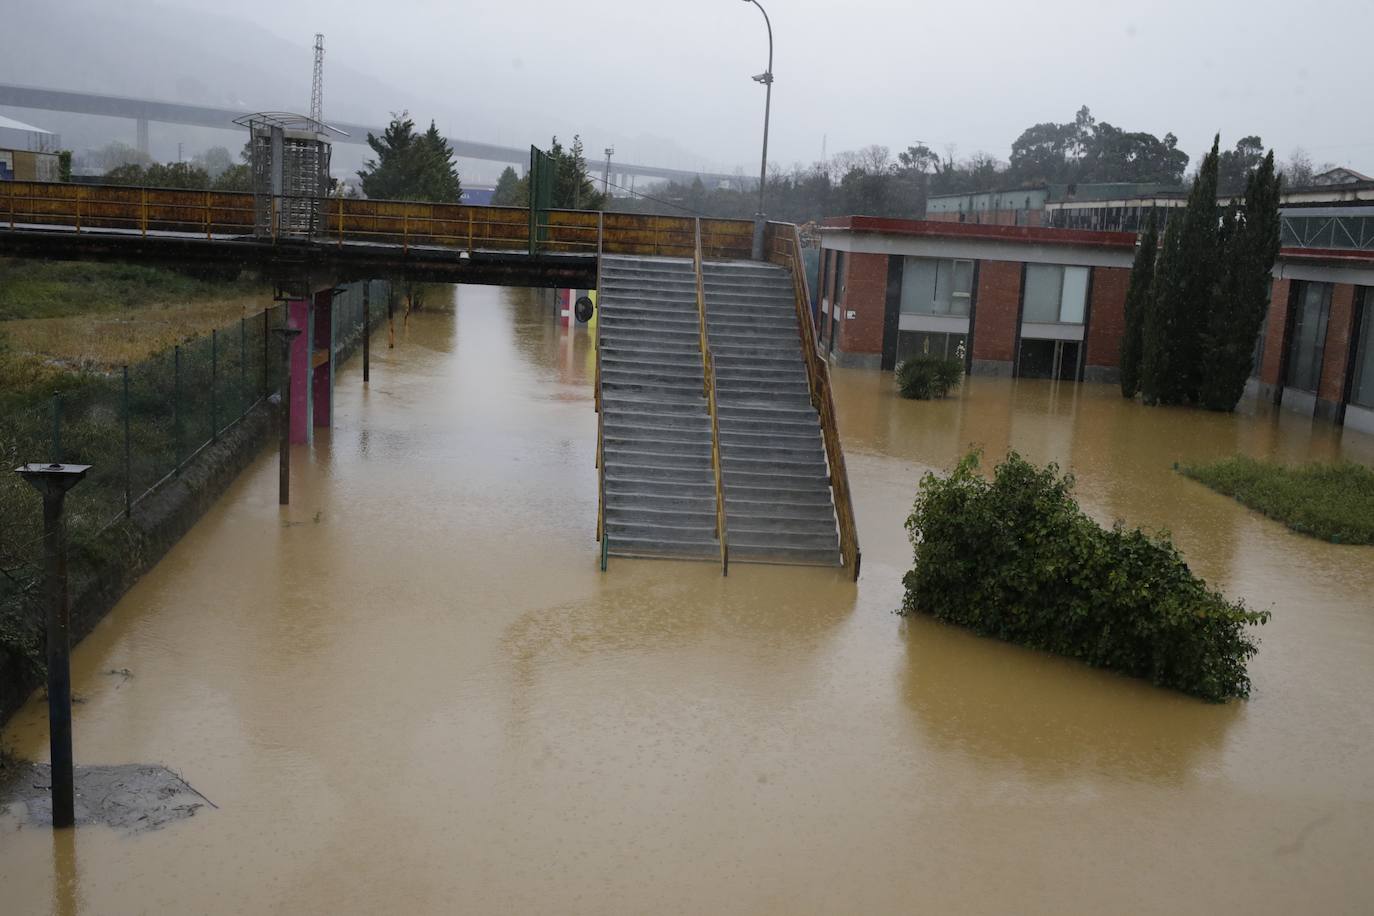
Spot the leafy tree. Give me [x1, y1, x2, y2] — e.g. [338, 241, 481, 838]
[492, 165, 525, 206]
[1200, 152, 1282, 410]
[1119, 210, 1158, 398]
[357, 112, 461, 202]
[1218, 136, 1265, 195]
[193, 146, 235, 179]
[212, 164, 252, 191]
[103, 161, 210, 189]
[58, 151, 72, 182]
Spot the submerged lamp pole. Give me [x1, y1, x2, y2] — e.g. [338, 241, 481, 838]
[741, 0, 773, 261]
[15, 462, 91, 829]
[271, 325, 302, 505]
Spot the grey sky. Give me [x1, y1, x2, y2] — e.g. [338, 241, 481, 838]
[7, 0, 1373, 179]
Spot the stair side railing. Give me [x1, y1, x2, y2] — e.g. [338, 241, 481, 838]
[695, 218, 729, 576]
[770, 223, 861, 580]
[596, 211, 608, 570]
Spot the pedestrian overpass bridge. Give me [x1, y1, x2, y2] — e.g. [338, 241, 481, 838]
[0, 180, 860, 578]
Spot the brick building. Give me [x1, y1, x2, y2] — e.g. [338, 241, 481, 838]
[815, 215, 1374, 435]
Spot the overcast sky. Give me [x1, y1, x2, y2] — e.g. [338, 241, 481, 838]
[8, 0, 1374, 177]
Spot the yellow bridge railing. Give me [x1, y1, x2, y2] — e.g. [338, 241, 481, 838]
[1, 180, 757, 260]
[766, 222, 861, 580]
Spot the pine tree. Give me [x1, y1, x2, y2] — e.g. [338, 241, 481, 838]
[1200, 151, 1282, 410]
[492, 166, 525, 206]
[1119, 210, 1158, 398]
[357, 113, 461, 202]
[1140, 208, 1183, 405]
[549, 135, 607, 211]
[416, 121, 462, 202]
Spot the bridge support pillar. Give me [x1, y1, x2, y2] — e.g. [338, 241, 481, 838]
[135, 118, 149, 156]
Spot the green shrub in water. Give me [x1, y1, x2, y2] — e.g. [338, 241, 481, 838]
[896, 356, 963, 400]
[902, 450, 1270, 701]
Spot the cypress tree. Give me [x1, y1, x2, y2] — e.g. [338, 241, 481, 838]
[1176, 136, 1222, 403]
[1200, 151, 1282, 410]
[1119, 211, 1159, 398]
[1140, 209, 1183, 405]
[1144, 136, 1221, 405]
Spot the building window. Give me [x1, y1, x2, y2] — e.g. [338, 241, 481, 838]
[1285, 281, 1332, 393]
[1351, 288, 1374, 408]
[1023, 264, 1089, 324]
[899, 258, 973, 316]
[897, 331, 967, 364]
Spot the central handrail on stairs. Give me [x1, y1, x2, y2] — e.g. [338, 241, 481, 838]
[695, 218, 729, 576]
[595, 213, 608, 571]
[768, 223, 861, 580]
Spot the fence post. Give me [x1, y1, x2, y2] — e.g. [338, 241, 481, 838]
[123, 366, 132, 517]
[50, 391, 62, 462]
[262, 307, 270, 398]
[240, 317, 247, 417]
[362, 282, 371, 383]
[173, 345, 182, 473]
[210, 329, 218, 442]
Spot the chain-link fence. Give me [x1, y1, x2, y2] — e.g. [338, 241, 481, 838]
[1, 279, 389, 679]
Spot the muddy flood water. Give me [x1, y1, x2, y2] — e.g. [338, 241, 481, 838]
[3, 284, 1372, 914]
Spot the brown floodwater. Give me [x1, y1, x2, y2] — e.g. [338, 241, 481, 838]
[3, 285, 1372, 914]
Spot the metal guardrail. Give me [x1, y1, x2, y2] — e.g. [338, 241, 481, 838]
[694, 218, 729, 576]
[1, 180, 758, 260]
[766, 222, 861, 579]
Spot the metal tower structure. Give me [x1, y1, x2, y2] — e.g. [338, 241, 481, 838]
[310, 33, 324, 124]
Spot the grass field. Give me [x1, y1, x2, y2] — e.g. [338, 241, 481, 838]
[1180, 456, 1374, 545]
[1, 258, 270, 408]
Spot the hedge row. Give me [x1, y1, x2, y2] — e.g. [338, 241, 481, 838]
[902, 451, 1270, 701]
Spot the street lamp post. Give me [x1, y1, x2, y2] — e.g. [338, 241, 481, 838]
[741, 0, 773, 261]
[15, 462, 91, 829]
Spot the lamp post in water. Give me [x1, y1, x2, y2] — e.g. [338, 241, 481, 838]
[740, 0, 773, 261]
[271, 325, 302, 505]
[15, 462, 91, 829]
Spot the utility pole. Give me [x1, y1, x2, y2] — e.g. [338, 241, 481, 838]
[15, 462, 91, 829]
[603, 147, 615, 201]
[271, 326, 302, 505]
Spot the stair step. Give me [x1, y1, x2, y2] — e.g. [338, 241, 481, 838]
[726, 543, 842, 567]
[605, 446, 713, 469]
[604, 422, 712, 443]
[724, 468, 831, 490]
[729, 527, 840, 550]
[726, 499, 836, 521]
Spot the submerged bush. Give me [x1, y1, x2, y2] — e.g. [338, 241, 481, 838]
[902, 450, 1270, 701]
[896, 356, 963, 400]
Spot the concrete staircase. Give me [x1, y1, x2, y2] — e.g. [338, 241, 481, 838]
[598, 256, 720, 561]
[703, 261, 842, 566]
